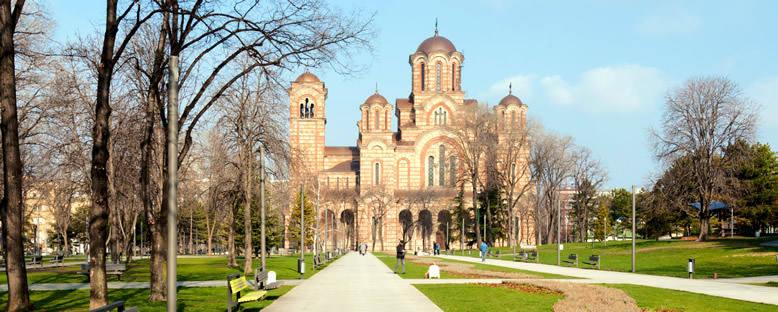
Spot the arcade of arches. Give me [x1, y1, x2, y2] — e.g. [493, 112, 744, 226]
[286, 29, 535, 251]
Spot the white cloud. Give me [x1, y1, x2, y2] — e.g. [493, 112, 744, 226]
[539, 64, 666, 114]
[639, 7, 701, 35]
[484, 74, 534, 101]
[746, 77, 778, 125]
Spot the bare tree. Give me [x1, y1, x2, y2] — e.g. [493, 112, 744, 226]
[449, 102, 495, 245]
[651, 77, 758, 241]
[0, 1, 31, 310]
[491, 114, 534, 247]
[362, 186, 393, 251]
[530, 129, 575, 244]
[570, 146, 607, 242]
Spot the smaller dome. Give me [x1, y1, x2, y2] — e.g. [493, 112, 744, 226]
[364, 91, 388, 105]
[416, 31, 456, 54]
[295, 69, 320, 83]
[499, 93, 524, 107]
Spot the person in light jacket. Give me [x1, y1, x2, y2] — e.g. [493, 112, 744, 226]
[479, 241, 488, 262]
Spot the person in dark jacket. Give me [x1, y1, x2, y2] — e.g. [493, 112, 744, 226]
[394, 239, 406, 274]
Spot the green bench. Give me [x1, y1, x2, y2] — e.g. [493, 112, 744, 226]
[227, 273, 267, 312]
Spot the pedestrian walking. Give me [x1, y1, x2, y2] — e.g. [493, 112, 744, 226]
[434, 242, 441, 255]
[363, 243, 368, 255]
[394, 239, 406, 274]
[358, 243, 363, 255]
[479, 241, 488, 262]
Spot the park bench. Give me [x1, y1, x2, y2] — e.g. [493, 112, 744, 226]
[50, 254, 65, 264]
[582, 255, 600, 269]
[28, 255, 43, 265]
[491, 250, 501, 258]
[313, 254, 322, 268]
[88, 300, 138, 312]
[79, 263, 127, 280]
[227, 273, 267, 312]
[254, 267, 281, 290]
[561, 253, 578, 267]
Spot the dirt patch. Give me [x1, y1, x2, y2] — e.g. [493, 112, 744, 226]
[473, 282, 562, 295]
[408, 256, 543, 279]
[495, 281, 641, 312]
[726, 251, 778, 257]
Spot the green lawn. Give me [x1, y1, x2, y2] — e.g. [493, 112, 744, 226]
[462, 237, 778, 278]
[415, 283, 562, 312]
[373, 252, 575, 279]
[0, 285, 294, 311]
[605, 284, 778, 312]
[1, 254, 340, 284]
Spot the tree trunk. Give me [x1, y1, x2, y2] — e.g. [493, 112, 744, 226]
[148, 218, 166, 301]
[0, 2, 30, 310]
[188, 209, 193, 255]
[243, 153, 253, 274]
[88, 0, 124, 306]
[228, 209, 237, 266]
[472, 172, 481, 245]
[379, 217, 384, 251]
[108, 138, 120, 264]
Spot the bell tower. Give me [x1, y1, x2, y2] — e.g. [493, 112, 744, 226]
[288, 69, 327, 176]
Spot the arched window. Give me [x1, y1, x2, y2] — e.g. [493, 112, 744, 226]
[374, 163, 380, 185]
[304, 98, 310, 118]
[310, 104, 315, 118]
[384, 111, 388, 130]
[300, 103, 304, 118]
[375, 110, 379, 130]
[438, 145, 446, 186]
[420, 62, 425, 91]
[327, 177, 330, 188]
[457, 64, 461, 90]
[449, 156, 456, 187]
[511, 111, 516, 128]
[451, 63, 456, 90]
[428, 156, 435, 186]
[434, 109, 439, 125]
[443, 110, 447, 126]
[511, 163, 517, 182]
[336, 177, 340, 189]
[436, 62, 441, 91]
[346, 177, 350, 188]
[365, 110, 369, 130]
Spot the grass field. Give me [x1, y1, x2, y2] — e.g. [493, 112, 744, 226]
[414, 282, 778, 312]
[463, 237, 778, 278]
[372, 252, 575, 279]
[605, 284, 778, 312]
[0, 254, 338, 285]
[415, 283, 562, 312]
[0, 285, 294, 311]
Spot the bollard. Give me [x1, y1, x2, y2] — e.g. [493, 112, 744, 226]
[687, 258, 695, 279]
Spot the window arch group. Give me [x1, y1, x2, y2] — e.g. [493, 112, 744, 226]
[299, 98, 315, 118]
[433, 107, 447, 126]
[427, 145, 458, 187]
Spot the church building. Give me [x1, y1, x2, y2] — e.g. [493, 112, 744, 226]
[286, 28, 534, 251]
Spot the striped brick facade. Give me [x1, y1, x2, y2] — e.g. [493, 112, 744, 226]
[287, 31, 535, 251]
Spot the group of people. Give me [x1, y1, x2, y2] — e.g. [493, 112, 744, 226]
[357, 243, 369, 255]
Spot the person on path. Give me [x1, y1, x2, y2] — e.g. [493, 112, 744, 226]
[479, 241, 488, 262]
[358, 243, 363, 255]
[394, 239, 406, 274]
[435, 242, 441, 255]
[363, 243, 368, 255]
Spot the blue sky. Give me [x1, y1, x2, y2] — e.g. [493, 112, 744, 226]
[48, 0, 777, 190]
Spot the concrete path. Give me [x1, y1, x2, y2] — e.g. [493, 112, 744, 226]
[717, 275, 778, 284]
[263, 252, 442, 312]
[438, 254, 778, 306]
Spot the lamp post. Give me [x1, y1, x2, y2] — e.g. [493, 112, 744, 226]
[632, 185, 635, 273]
[557, 196, 561, 266]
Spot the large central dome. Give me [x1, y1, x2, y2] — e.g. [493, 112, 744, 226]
[416, 31, 456, 54]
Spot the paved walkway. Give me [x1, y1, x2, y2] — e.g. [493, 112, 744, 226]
[438, 254, 778, 306]
[263, 252, 442, 312]
[0, 279, 302, 292]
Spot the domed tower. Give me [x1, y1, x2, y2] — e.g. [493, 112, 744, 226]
[288, 69, 328, 175]
[358, 90, 395, 188]
[495, 85, 528, 130]
[409, 27, 464, 95]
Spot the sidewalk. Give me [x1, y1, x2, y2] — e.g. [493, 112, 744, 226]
[438, 254, 778, 306]
[263, 252, 442, 312]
